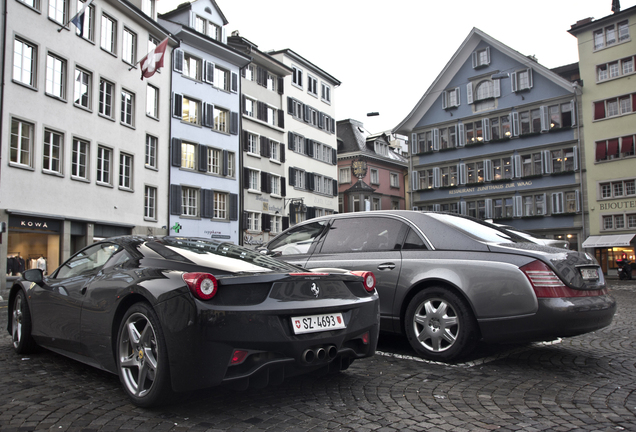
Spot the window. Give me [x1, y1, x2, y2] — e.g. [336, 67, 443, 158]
[208, 147, 221, 175]
[307, 75, 318, 96]
[122, 28, 136, 65]
[75, 0, 94, 40]
[141, 0, 154, 18]
[292, 65, 303, 88]
[390, 172, 399, 188]
[100, 14, 116, 54]
[593, 94, 635, 120]
[270, 140, 280, 162]
[215, 66, 229, 91]
[99, 78, 114, 118]
[340, 167, 351, 183]
[375, 141, 389, 157]
[245, 64, 254, 81]
[45, 54, 66, 99]
[182, 96, 200, 124]
[181, 187, 198, 217]
[475, 80, 494, 100]
[271, 215, 282, 234]
[594, 20, 630, 50]
[247, 169, 259, 190]
[10, 119, 33, 168]
[194, 15, 205, 33]
[551, 147, 576, 173]
[43, 129, 63, 174]
[207, 22, 221, 41]
[600, 179, 636, 199]
[247, 212, 260, 231]
[48, 0, 66, 23]
[96, 146, 112, 185]
[145, 134, 157, 169]
[227, 152, 235, 178]
[120, 90, 135, 126]
[144, 186, 157, 220]
[320, 217, 405, 254]
[214, 192, 227, 219]
[55, 243, 121, 279]
[321, 83, 331, 103]
[440, 166, 458, 187]
[13, 38, 37, 87]
[370, 169, 379, 185]
[472, 47, 490, 68]
[266, 105, 276, 126]
[146, 84, 158, 118]
[442, 88, 460, 109]
[214, 106, 229, 133]
[72, 138, 89, 179]
[183, 53, 202, 80]
[512, 68, 533, 92]
[270, 175, 281, 196]
[181, 141, 196, 170]
[244, 98, 254, 117]
[74, 68, 91, 108]
[522, 194, 545, 216]
[119, 153, 133, 189]
[492, 157, 512, 180]
[267, 72, 276, 92]
[247, 133, 258, 154]
[20, 0, 41, 10]
[596, 135, 636, 161]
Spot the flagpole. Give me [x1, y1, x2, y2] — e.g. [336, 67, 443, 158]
[58, 0, 94, 32]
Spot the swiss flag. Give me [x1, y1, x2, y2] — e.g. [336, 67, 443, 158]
[140, 37, 169, 80]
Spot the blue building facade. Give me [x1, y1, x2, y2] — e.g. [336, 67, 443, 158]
[395, 28, 585, 249]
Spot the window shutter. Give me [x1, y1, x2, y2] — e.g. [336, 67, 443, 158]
[411, 170, 418, 191]
[457, 123, 465, 147]
[573, 147, 579, 171]
[260, 136, 269, 157]
[289, 205, 296, 222]
[170, 184, 182, 215]
[198, 144, 207, 172]
[229, 194, 238, 221]
[411, 133, 418, 154]
[441, 91, 447, 109]
[552, 193, 562, 214]
[304, 104, 310, 122]
[575, 190, 581, 212]
[540, 106, 549, 131]
[287, 97, 294, 114]
[484, 160, 492, 182]
[201, 189, 213, 218]
[278, 77, 284, 94]
[459, 163, 466, 185]
[514, 196, 522, 217]
[466, 83, 473, 104]
[261, 213, 271, 232]
[231, 72, 238, 93]
[205, 61, 215, 85]
[204, 103, 214, 127]
[332, 179, 338, 196]
[332, 148, 337, 165]
[288, 132, 294, 150]
[571, 100, 577, 126]
[527, 68, 533, 88]
[494, 78, 501, 98]
[278, 109, 285, 128]
[173, 49, 184, 73]
[513, 154, 521, 178]
[280, 144, 285, 163]
[281, 178, 286, 197]
[433, 129, 439, 151]
[288, 167, 296, 186]
[243, 167, 250, 189]
[230, 112, 238, 135]
[485, 199, 492, 219]
[483, 118, 491, 141]
[486, 47, 490, 64]
[306, 172, 314, 191]
[222, 149, 228, 176]
[511, 71, 517, 92]
[543, 150, 552, 174]
[433, 204, 440, 212]
[433, 167, 440, 188]
[261, 171, 269, 193]
[242, 130, 249, 152]
[172, 93, 183, 118]
[282, 216, 289, 231]
[472, 51, 478, 68]
[171, 138, 182, 167]
[511, 112, 520, 137]
[455, 87, 461, 106]
[460, 201, 467, 215]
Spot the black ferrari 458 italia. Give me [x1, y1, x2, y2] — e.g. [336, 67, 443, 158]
[7, 236, 380, 407]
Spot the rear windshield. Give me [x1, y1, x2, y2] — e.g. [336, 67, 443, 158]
[144, 237, 301, 274]
[426, 213, 531, 244]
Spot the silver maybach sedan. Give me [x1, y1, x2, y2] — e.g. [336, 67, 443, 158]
[264, 211, 616, 361]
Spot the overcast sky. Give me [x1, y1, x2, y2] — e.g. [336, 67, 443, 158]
[158, 0, 636, 134]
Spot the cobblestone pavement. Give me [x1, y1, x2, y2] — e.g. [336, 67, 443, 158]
[1, 280, 635, 431]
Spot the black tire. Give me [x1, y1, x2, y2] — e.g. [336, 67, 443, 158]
[116, 303, 173, 407]
[619, 271, 627, 280]
[404, 288, 478, 362]
[11, 289, 38, 354]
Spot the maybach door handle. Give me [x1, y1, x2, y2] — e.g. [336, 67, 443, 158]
[377, 263, 395, 271]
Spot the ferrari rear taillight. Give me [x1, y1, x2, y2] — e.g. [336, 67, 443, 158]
[351, 271, 376, 292]
[520, 260, 607, 298]
[230, 350, 249, 365]
[183, 272, 218, 300]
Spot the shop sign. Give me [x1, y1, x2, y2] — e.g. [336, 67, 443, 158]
[599, 199, 636, 212]
[9, 215, 60, 232]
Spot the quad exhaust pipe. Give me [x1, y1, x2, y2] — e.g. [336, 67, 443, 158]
[301, 345, 338, 364]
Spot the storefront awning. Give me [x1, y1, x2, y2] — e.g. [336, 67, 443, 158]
[582, 234, 636, 248]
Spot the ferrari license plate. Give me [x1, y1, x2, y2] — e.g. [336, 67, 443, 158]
[291, 313, 346, 334]
[580, 267, 599, 280]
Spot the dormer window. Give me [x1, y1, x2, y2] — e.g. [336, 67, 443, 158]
[374, 141, 389, 157]
[472, 47, 490, 68]
[442, 87, 460, 109]
[511, 68, 533, 92]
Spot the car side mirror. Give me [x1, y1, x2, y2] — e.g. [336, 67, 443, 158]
[22, 268, 44, 285]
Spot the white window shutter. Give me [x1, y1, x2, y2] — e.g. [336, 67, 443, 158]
[543, 193, 548, 215]
[543, 150, 552, 174]
[575, 190, 581, 212]
[205, 61, 215, 85]
[442, 91, 447, 109]
[459, 163, 467, 185]
[552, 193, 561, 214]
[174, 49, 184, 73]
[472, 51, 478, 68]
[513, 154, 521, 178]
[514, 196, 522, 217]
[540, 106, 548, 131]
[484, 118, 491, 141]
[571, 100, 577, 126]
[484, 160, 492, 182]
[467, 83, 473, 104]
[433, 167, 440, 188]
[485, 199, 493, 219]
[486, 47, 491, 64]
[412, 171, 418, 191]
[460, 201, 467, 215]
[573, 147, 579, 170]
[528, 68, 533, 88]
[434, 204, 441, 212]
[455, 87, 461, 106]
[222, 26, 227, 44]
[512, 112, 520, 137]
[458, 123, 465, 147]
[511, 71, 518, 92]
[494, 78, 501, 98]
[231, 72, 238, 93]
[411, 133, 418, 154]
[433, 129, 440, 151]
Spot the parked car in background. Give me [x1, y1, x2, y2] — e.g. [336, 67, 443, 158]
[8, 236, 379, 407]
[264, 211, 616, 362]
